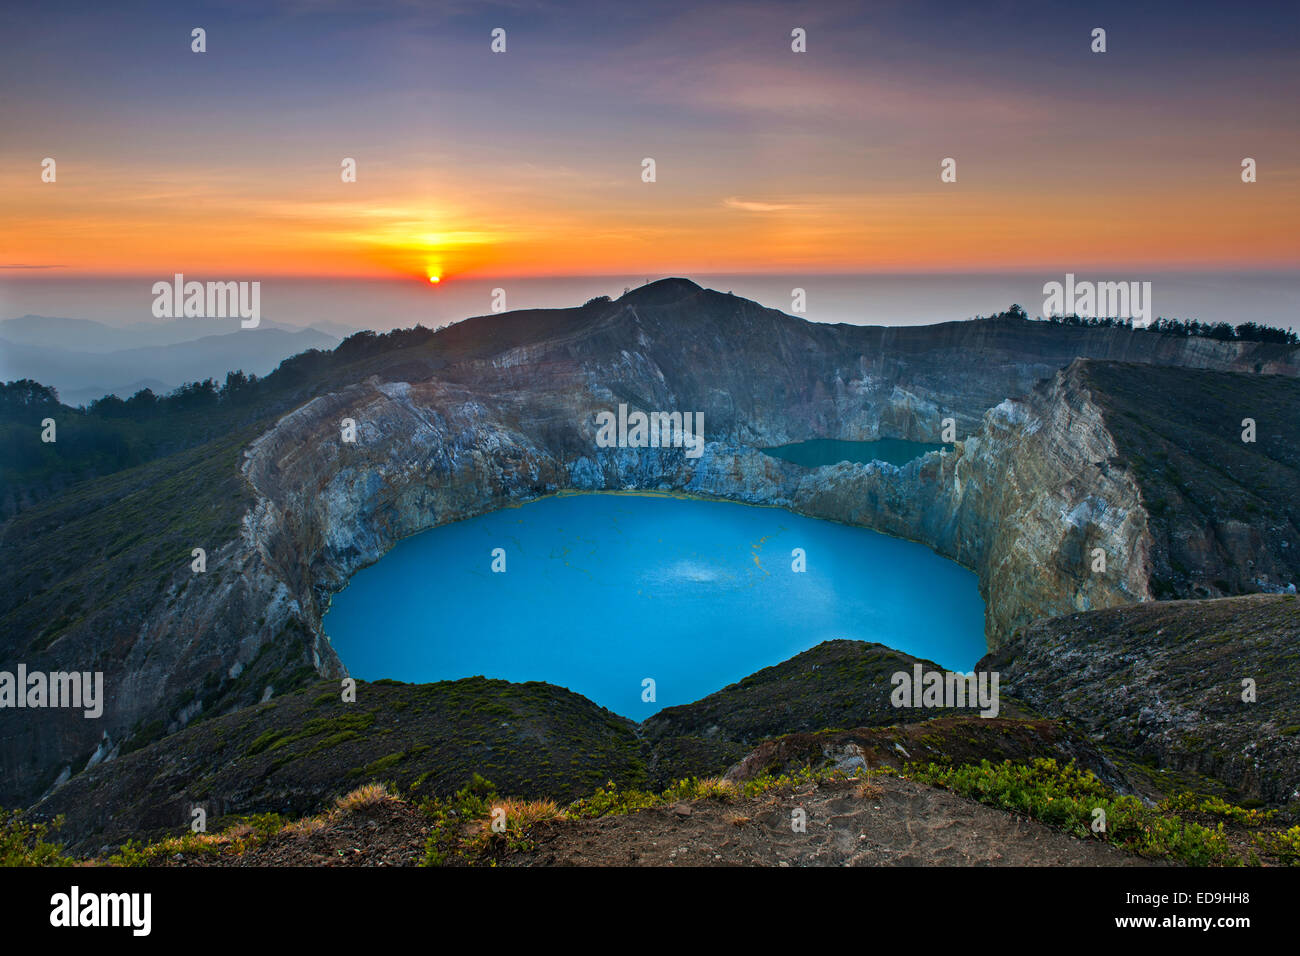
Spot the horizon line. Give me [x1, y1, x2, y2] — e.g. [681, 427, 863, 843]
[4, 265, 1299, 282]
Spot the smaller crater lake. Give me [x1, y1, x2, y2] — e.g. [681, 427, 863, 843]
[324, 492, 986, 718]
[763, 438, 948, 468]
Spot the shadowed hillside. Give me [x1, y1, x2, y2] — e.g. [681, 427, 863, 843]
[1082, 362, 1300, 597]
[988, 594, 1300, 804]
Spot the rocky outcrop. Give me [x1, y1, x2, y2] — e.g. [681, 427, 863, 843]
[720, 717, 1139, 798]
[1080, 362, 1300, 599]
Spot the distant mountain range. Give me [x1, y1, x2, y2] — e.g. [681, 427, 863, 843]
[0, 314, 344, 404]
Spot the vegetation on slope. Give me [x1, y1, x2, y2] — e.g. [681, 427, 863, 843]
[1, 426, 259, 658]
[642, 639, 1033, 783]
[1081, 361, 1300, 597]
[909, 758, 1298, 866]
[989, 594, 1300, 804]
[29, 677, 647, 855]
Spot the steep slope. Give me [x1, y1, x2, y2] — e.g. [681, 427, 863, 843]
[1084, 362, 1300, 597]
[640, 639, 1035, 783]
[988, 594, 1300, 804]
[29, 676, 646, 856]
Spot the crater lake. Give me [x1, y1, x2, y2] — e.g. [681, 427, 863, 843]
[323, 492, 986, 717]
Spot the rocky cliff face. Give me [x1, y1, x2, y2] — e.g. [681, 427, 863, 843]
[766, 361, 1157, 646]
[6, 278, 1297, 807]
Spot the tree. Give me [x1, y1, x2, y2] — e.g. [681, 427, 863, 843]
[0, 379, 60, 411]
[124, 387, 159, 420]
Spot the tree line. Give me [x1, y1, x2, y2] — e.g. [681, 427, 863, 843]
[984, 305, 1297, 345]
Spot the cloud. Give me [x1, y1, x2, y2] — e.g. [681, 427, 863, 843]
[723, 197, 802, 213]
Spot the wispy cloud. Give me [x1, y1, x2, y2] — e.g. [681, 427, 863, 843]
[723, 197, 803, 213]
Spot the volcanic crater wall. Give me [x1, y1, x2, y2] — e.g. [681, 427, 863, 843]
[232, 354, 1155, 678]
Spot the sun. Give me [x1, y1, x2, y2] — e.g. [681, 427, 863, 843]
[427, 275, 441, 284]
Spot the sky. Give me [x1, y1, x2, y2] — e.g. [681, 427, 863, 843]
[1, 0, 1297, 287]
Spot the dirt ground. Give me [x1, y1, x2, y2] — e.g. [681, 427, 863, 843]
[173, 775, 1154, 867]
[512, 780, 1154, 868]
[510, 776, 1153, 867]
[181, 799, 429, 867]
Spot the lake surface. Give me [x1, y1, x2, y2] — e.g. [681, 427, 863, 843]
[324, 492, 985, 718]
[763, 438, 948, 468]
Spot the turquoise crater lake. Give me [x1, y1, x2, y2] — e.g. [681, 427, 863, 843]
[324, 493, 986, 718]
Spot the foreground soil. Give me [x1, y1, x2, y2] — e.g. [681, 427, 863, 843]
[509, 776, 1151, 867]
[174, 775, 1152, 868]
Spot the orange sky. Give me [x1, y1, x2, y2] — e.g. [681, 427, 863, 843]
[2, 2, 1297, 280]
[6, 167, 1296, 280]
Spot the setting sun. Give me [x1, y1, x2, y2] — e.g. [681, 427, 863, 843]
[428, 275, 441, 284]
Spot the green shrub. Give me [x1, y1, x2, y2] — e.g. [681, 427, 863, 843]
[1252, 825, 1300, 865]
[0, 809, 73, 866]
[907, 758, 1238, 865]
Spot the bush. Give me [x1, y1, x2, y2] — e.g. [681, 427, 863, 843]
[0, 809, 72, 866]
[907, 758, 1238, 866]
